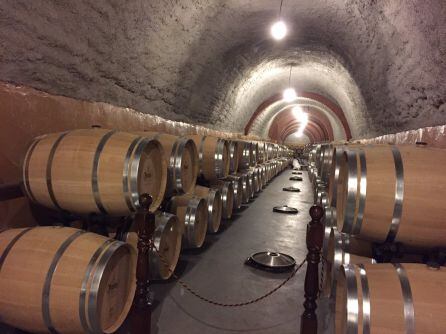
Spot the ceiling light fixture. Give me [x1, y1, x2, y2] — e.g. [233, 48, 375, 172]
[270, 0, 287, 40]
[283, 66, 296, 102]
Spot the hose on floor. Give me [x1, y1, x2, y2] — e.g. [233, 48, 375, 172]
[151, 240, 307, 307]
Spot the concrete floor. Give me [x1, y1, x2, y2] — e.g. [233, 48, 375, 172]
[151, 167, 315, 334]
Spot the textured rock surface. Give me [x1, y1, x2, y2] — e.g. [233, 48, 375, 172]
[0, 0, 445, 138]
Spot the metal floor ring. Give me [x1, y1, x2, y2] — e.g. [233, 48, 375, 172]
[273, 205, 298, 214]
[246, 251, 296, 272]
[283, 186, 301, 192]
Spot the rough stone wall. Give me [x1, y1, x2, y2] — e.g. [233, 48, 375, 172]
[0, 0, 445, 138]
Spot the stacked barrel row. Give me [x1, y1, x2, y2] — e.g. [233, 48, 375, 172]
[1, 128, 292, 334]
[307, 142, 446, 334]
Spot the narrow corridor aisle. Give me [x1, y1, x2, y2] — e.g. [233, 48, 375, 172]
[151, 168, 314, 333]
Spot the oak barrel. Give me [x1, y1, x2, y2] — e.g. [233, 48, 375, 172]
[120, 212, 181, 280]
[194, 185, 223, 233]
[246, 171, 256, 198]
[327, 143, 374, 208]
[257, 142, 266, 163]
[211, 181, 234, 220]
[251, 168, 261, 193]
[188, 135, 229, 181]
[256, 165, 266, 189]
[228, 141, 240, 174]
[251, 142, 259, 165]
[224, 175, 243, 210]
[141, 132, 199, 195]
[336, 145, 446, 247]
[23, 129, 167, 215]
[0, 226, 136, 334]
[322, 227, 374, 297]
[237, 141, 250, 171]
[169, 195, 208, 248]
[335, 263, 446, 334]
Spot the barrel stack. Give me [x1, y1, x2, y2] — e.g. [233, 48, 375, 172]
[307, 141, 446, 334]
[2, 127, 293, 333]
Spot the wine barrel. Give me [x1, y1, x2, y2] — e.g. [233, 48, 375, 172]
[0, 226, 136, 334]
[262, 164, 268, 183]
[228, 141, 240, 174]
[224, 175, 243, 210]
[237, 172, 251, 204]
[250, 142, 259, 166]
[23, 129, 167, 215]
[322, 227, 374, 297]
[265, 163, 272, 182]
[211, 181, 234, 220]
[319, 143, 334, 182]
[264, 143, 271, 161]
[336, 145, 446, 248]
[237, 141, 250, 171]
[246, 171, 256, 198]
[257, 142, 266, 163]
[169, 195, 208, 248]
[335, 263, 446, 334]
[252, 168, 261, 193]
[327, 143, 373, 208]
[256, 165, 265, 189]
[322, 207, 337, 262]
[194, 185, 223, 233]
[327, 145, 345, 208]
[188, 135, 229, 181]
[316, 189, 329, 208]
[240, 141, 253, 168]
[120, 212, 181, 280]
[141, 132, 199, 195]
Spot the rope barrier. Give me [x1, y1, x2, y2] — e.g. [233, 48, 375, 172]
[152, 241, 306, 307]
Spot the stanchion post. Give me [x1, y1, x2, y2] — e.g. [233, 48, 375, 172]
[130, 193, 155, 334]
[300, 205, 324, 334]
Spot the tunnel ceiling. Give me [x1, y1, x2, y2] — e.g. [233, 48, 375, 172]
[0, 0, 445, 141]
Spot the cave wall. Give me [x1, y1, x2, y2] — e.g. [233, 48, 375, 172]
[0, 0, 445, 138]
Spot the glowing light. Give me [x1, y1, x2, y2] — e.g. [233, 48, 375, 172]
[283, 88, 297, 102]
[271, 21, 287, 40]
[292, 106, 304, 118]
[292, 106, 308, 137]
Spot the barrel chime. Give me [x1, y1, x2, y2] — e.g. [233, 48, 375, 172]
[1, 127, 293, 334]
[307, 141, 446, 334]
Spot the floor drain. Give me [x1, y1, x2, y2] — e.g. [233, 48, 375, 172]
[273, 205, 298, 214]
[246, 251, 296, 272]
[289, 176, 303, 181]
[283, 186, 301, 192]
[292, 171, 303, 175]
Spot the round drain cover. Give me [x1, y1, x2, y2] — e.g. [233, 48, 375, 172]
[290, 176, 303, 181]
[246, 251, 296, 272]
[283, 186, 301, 192]
[273, 205, 298, 214]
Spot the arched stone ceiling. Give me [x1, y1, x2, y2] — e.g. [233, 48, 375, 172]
[0, 1, 445, 139]
[245, 92, 352, 139]
[267, 106, 334, 143]
[248, 96, 348, 140]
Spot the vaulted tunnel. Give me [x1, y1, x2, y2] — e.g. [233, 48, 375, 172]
[1, 2, 446, 334]
[0, 0, 445, 144]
